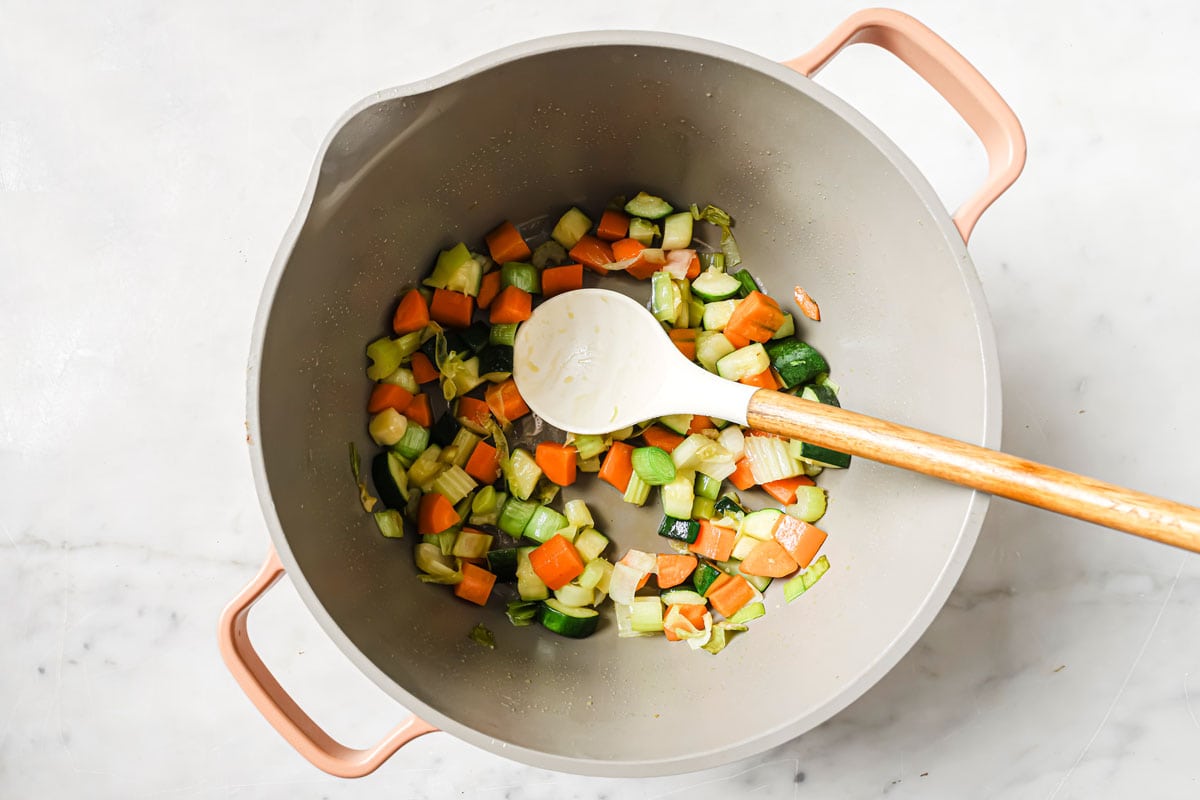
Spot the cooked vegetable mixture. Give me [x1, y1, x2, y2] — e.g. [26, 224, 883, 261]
[358, 192, 844, 653]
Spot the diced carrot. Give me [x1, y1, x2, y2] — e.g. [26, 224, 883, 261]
[392, 289, 430, 335]
[668, 328, 697, 361]
[724, 291, 786, 343]
[489, 285, 532, 324]
[367, 383, 414, 414]
[596, 209, 630, 241]
[611, 238, 645, 261]
[793, 285, 821, 321]
[456, 395, 491, 432]
[541, 263, 584, 297]
[476, 270, 502, 310]
[528, 534, 585, 590]
[704, 572, 756, 618]
[429, 288, 475, 329]
[739, 367, 780, 389]
[728, 456, 756, 490]
[417, 491, 459, 535]
[485, 220, 531, 264]
[739, 538, 799, 578]
[772, 515, 828, 568]
[485, 378, 530, 425]
[535, 441, 577, 486]
[655, 554, 698, 589]
[689, 519, 736, 561]
[410, 352, 439, 385]
[641, 424, 684, 453]
[688, 415, 714, 434]
[761, 475, 816, 505]
[569, 234, 615, 274]
[723, 329, 751, 349]
[401, 393, 433, 428]
[598, 441, 634, 492]
[464, 440, 501, 484]
[453, 562, 497, 606]
[663, 603, 708, 642]
[618, 551, 650, 590]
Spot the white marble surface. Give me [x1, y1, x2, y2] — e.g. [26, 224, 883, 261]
[3, 0, 1199, 797]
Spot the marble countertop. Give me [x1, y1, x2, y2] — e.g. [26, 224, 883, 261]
[4, 1, 1199, 797]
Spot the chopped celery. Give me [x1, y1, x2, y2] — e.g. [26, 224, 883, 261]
[414, 543, 462, 584]
[784, 555, 830, 602]
[629, 596, 665, 632]
[650, 271, 678, 322]
[631, 446, 676, 486]
[451, 528, 493, 558]
[698, 252, 725, 272]
[444, 428, 481, 469]
[691, 496, 715, 521]
[366, 337, 404, 381]
[432, 465, 477, 505]
[372, 509, 404, 539]
[700, 621, 747, 655]
[622, 472, 650, 506]
[786, 486, 828, 523]
[657, 414, 692, 435]
[727, 602, 766, 624]
[695, 472, 722, 501]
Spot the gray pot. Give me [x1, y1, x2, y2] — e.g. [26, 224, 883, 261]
[220, 9, 1024, 778]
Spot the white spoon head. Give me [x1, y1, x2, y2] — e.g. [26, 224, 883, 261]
[513, 288, 755, 434]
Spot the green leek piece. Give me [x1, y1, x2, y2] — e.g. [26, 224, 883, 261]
[424, 243, 475, 291]
[690, 496, 716, 521]
[690, 203, 741, 269]
[650, 270, 678, 322]
[348, 442, 377, 512]
[498, 497, 538, 537]
[731, 269, 759, 297]
[522, 505, 569, 545]
[489, 322, 518, 347]
[500, 261, 540, 294]
[468, 623, 495, 649]
[372, 509, 404, 539]
[551, 207, 592, 249]
[631, 446, 676, 486]
[622, 471, 651, 506]
[694, 472, 722, 501]
[784, 555, 830, 602]
[572, 433, 607, 461]
[506, 599, 540, 627]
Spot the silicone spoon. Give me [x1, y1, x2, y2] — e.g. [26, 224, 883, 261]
[513, 288, 1200, 552]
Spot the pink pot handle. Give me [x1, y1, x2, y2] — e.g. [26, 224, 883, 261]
[218, 547, 437, 777]
[785, 8, 1026, 243]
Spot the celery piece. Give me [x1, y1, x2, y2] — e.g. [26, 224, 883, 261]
[574, 528, 609, 563]
[372, 509, 404, 539]
[366, 337, 403, 381]
[489, 322, 518, 347]
[563, 499, 594, 529]
[784, 555, 830, 602]
[522, 505, 569, 545]
[628, 217, 660, 246]
[572, 433, 607, 461]
[629, 596, 665, 633]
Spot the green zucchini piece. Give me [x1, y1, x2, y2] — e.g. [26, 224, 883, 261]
[371, 451, 409, 509]
[784, 555, 830, 602]
[624, 192, 674, 220]
[506, 599, 540, 626]
[691, 269, 742, 302]
[658, 515, 700, 544]
[628, 217, 659, 246]
[461, 321, 490, 354]
[477, 344, 513, 378]
[429, 412, 460, 447]
[551, 207, 592, 249]
[661, 212, 694, 250]
[539, 598, 599, 638]
[713, 495, 745, 516]
[531, 240, 568, 269]
[516, 547, 549, 601]
[766, 340, 829, 389]
[657, 413, 692, 436]
[716, 343, 769, 382]
[486, 547, 519, 582]
[693, 563, 723, 595]
[505, 447, 543, 500]
[795, 441, 851, 469]
[731, 269, 760, 298]
[801, 383, 840, 407]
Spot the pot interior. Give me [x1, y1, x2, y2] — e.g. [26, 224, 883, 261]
[254, 37, 993, 775]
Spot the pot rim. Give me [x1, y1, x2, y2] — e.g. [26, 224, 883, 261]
[245, 28, 1000, 777]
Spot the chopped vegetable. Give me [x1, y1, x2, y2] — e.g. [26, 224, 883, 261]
[468, 622, 497, 648]
[528, 534, 586, 590]
[392, 289, 430, 335]
[485, 220, 531, 264]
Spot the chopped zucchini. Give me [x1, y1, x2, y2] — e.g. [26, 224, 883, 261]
[716, 343, 769, 382]
[766, 340, 829, 389]
[661, 212, 694, 250]
[551, 207, 592, 249]
[505, 447, 543, 500]
[691, 270, 741, 302]
[624, 192, 674, 220]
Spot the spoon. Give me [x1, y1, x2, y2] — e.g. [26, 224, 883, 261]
[513, 288, 1200, 552]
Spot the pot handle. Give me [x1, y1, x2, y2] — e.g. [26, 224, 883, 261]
[785, 8, 1026, 243]
[218, 547, 437, 777]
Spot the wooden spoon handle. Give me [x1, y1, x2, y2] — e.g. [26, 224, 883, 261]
[747, 390, 1200, 552]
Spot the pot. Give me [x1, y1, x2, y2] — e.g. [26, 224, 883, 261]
[220, 8, 1024, 778]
